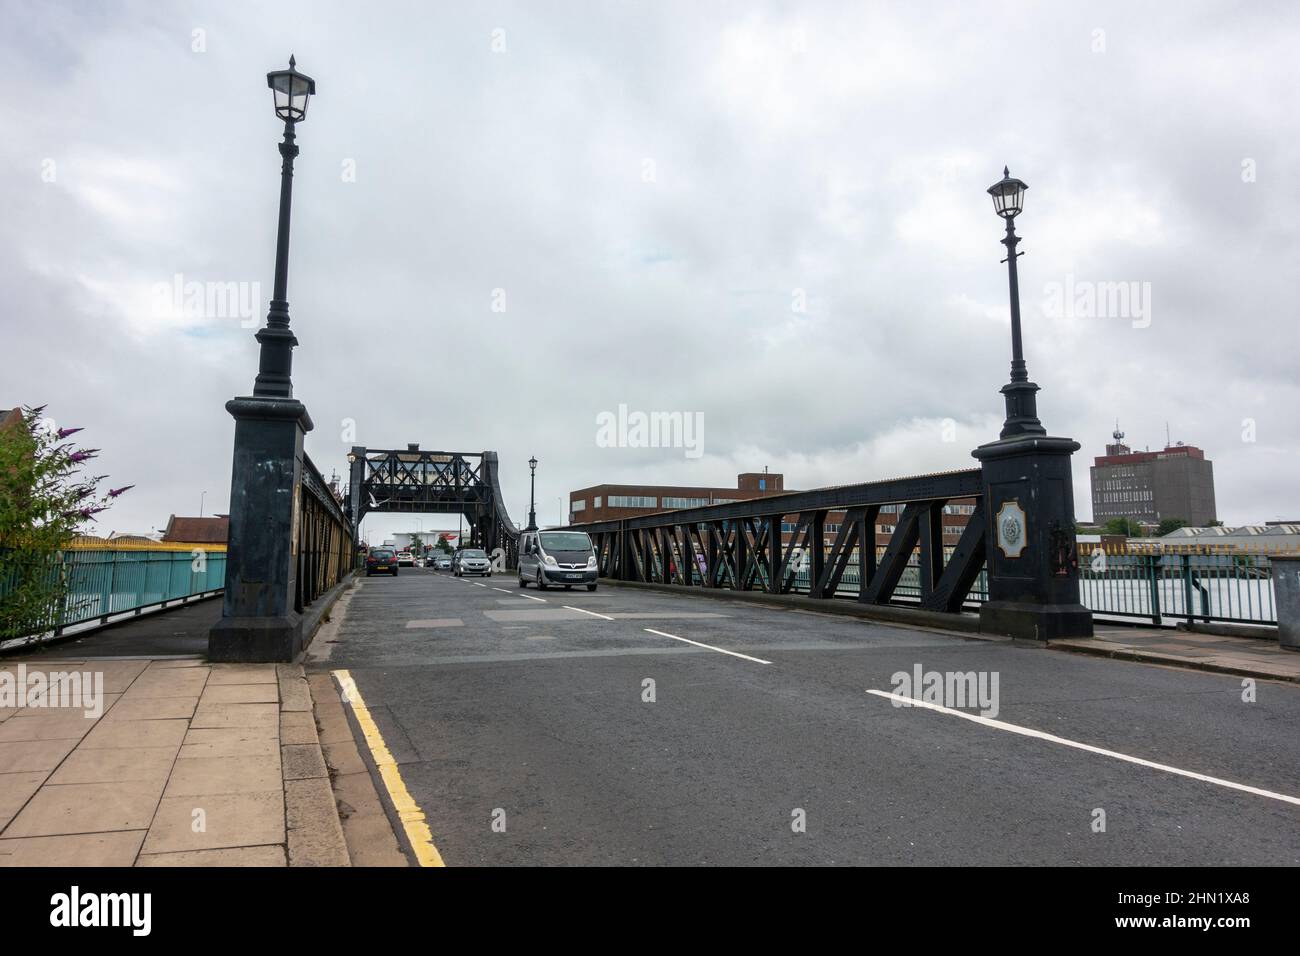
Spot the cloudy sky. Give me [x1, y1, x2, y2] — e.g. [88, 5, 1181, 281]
[3, 0, 1297, 543]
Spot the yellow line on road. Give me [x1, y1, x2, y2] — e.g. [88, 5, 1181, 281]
[333, 668, 446, 867]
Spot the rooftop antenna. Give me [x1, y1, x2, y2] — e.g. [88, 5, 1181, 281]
[1165, 421, 1171, 448]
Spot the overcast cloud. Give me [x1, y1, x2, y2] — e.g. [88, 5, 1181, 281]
[3, 0, 1297, 541]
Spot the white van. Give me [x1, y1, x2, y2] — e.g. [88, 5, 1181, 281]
[518, 530, 598, 591]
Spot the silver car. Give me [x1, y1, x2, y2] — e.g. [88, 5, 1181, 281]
[453, 548, 492, 577]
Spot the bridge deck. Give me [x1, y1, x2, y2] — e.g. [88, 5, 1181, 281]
[306, 567, 1300, 865]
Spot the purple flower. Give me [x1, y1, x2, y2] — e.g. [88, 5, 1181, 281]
[67, 449, 100, 463]
[56, 427, 84, 440]
[108, 485, 135, 498]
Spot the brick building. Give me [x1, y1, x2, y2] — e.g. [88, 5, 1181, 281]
[1090, 427, 1217, 527]
[570, 472, 976, 551]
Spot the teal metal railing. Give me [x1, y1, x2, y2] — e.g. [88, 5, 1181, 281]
[1077, 547, 1277, 626]
[0, 544, 227, 650]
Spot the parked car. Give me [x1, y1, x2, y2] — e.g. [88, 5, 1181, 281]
[396, 551, 415, 567]
[366, 548, 399, 577]
[453, 548, 492, 577]
[518, 530, 597, 591]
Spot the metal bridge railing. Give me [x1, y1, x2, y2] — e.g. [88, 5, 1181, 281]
[572, 468, 989, 614]
[297, 452, 354, 612]
[1078, 544, 1282, 626]
[0, 542, 227, 650]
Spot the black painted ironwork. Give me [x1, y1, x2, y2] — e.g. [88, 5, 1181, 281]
[349, 445, 520, 568]
[296, 452, 352, 611]
[570, 469, 986, 612]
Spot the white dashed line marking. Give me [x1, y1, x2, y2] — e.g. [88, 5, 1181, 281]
[643, 628, 771, 665]
[563, 606, 614, 620]
[865, 689, 1300, 807]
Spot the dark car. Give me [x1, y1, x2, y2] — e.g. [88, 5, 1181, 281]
[366, 547, 399, 577]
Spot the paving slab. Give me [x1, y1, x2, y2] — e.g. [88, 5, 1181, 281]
[177, 727, 280, 759]
[164, 754, 282, 796]
[285, 776, 349, 867]
[104, 696, 199, 721]
[281, 744, 328, 781]
[0, 739, 79, 774]
[205, 666, 278, 686]
[0, 713, 101, 742]
[81, 718, 189, 750]
[190, 702, 280, 730]
[200, 683, 279, 705]
[136, 844, 287, 867]
[0, 771, 49, 829]
[0, 830, 145, 866]
[142, 790, 285, 854]
[4, 778, 167, 837]
[120, 669, 210, 699]
[279, 711, 318, 746]
[48, 746, 178, 786]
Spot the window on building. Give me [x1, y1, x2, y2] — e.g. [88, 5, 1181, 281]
[571, 499, 586, 512]
[608, 495, 658, 509]
[594, 497, 602, 509]
[662, 497, 711, 509]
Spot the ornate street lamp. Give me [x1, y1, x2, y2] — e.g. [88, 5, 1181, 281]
[253, 56, 316, 399]
[527, 456, 538, 531]
[970, 166, 1091, 643]
[986, 167, 1044, 439]
[210, 57, 320, 663]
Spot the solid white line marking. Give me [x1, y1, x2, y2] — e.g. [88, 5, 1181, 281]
[643, 628, 771, 665]
[519, 593, 547, 603]
[472, 582, 488, 588]
[563, 605, 614, 620]
[492, 587, 512, 594]
[865, 689, 1300, 807]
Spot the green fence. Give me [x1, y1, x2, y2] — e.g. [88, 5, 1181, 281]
[1078, 548, 1277, 626]
[0, 546, 227, 649]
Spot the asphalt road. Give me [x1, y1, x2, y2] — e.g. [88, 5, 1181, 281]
[311, 567, 1300, 866]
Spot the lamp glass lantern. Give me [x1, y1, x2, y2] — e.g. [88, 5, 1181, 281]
[529, 457, 538, 472]
[986, 167, 1027, 219]
[267, 57, 316, 122]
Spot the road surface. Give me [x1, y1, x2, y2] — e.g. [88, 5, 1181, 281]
[310, 568, 1300, 865]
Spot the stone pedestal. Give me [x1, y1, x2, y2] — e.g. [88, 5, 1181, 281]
[972, 434, 1093, 641]
[209, 396, 314, 662]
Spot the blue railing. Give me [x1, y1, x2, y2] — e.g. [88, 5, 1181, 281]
[1077, 547, 1277, 626]
[0, 544, 227, 650]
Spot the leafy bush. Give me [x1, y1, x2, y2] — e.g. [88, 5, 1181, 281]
[0, 407, 130, 641]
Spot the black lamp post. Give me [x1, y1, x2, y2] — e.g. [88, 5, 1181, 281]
[970, 165, 1091, 642]
[527, 456, 538, 531]
[210, 56, 320, 663]
[254, 57, 316, 399]
[986, 167, 1045, 440]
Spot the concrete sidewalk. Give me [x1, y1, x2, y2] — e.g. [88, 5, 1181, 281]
[0, 657, 406, 866]
[1052, 626, 1300, 683]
